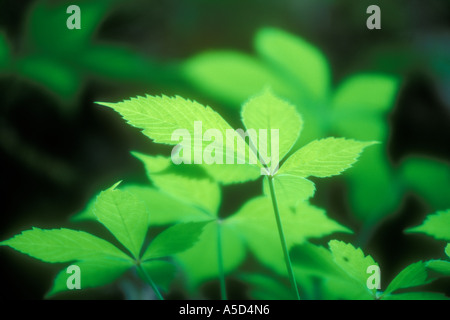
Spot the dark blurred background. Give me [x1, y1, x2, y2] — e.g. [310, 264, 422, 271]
[0, 0, 449, 299]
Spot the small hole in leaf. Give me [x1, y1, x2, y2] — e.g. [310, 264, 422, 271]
[343, 257, 349, 262]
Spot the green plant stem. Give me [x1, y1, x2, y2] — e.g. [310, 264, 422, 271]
[137, 264, 164, 300]
[217, 220, 227, 300]
[267, 176, 301, 300]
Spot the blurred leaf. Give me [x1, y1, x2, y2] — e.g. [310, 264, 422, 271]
[407, 209, 450, 241]
[182, 51, 294, 107]
[26, 0, 114, 55]
[80, 45, 157, 81]
[383, 292, 449, 300]
[141, 260, 177, 292]
[94, 182, 149, 259]
[228, 197, 351, 275]
[241, 88, 303, 163]
[16, 56, 81, 99]
[175, 221, 246, 288]
[383, 262, 431, 296]
[345, 147, 400, 222]
[99, 95, 256, 167]
[47, 259, 133, 297]
[0, 228, 130, 263]
[122, 184, 208, 225]
[279, 137, 377, 178]
[401, 157, 450, 210]
[255, 27, 330, 102]
[142, 221, 211, 260]
[426, 260, 450, 276]
[0, 32, 10, 70]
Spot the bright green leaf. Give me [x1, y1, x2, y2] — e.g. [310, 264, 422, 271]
[133, 153, 221, 215]
[407, 209, 450, 241]
[0, 228, 130, 263]
[328, 240, 378, 296]
[98, 95, 254, 166]
[279, 137, 377, 178]
[263, 175, 316, 208]
[122, 184, 208, 226]
[47, 259, 133, 297]
[241, 89, 303, 163]
[94, 182, 149, 259]
[142, 221, 211, 260]
[175, 221, 246, 288]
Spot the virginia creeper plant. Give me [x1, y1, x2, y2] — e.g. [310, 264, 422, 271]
[2, 90, 448, 300]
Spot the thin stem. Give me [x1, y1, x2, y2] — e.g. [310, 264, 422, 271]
[137, 264, 164, 300]
[267, 176, 300, 300]
[217, 220, 227, 300]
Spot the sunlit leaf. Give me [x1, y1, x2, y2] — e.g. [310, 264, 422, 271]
[407, 209, 450, 241]
[47, 259, 133, 297]
[142, 221, 211, 260]
[328, 240, 378, 296]
[94, 182, 149, 259]
[279, 137, 377, 178]
[241, 89, 303, 163]
[0, 228, 130, 263]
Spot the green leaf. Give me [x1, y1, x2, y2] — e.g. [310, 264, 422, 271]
[142, 221, 211, 260]
[70, 195, 97, 221]
[0, 32, 10, 70]
[332, 74, 399, 114]
[446, 243, 450, 258]
[201, 162, 261, 185]
[16, 56, 81, 99]
[47, 259, 133, 297]
[141, 260, 177, 292]
[407, 209, 450, 241]
[94, 182, 149, 259]
[0, 228, 130, 263]
[175, 221, 246, 288]
[263, 174, 316, 208]
[401, 157, 450, 210]
[241, 89, 303, 163]
[239, 273, 294, 300]
[426, 260, 450, 276]
[278, 137, 377, 178]
[328, 240, 378, 296]
[228, 197, 351, 275]
[133, 153, 221, 215]
[383, 292, 449, 300]
[383, 261, 430, 296]
[182, 50, 294, 107]
[122, 184, 208, 226]
[255, 27, 330, 102]
[98, 95, 254, 166]
[345, 147, 400, 222]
